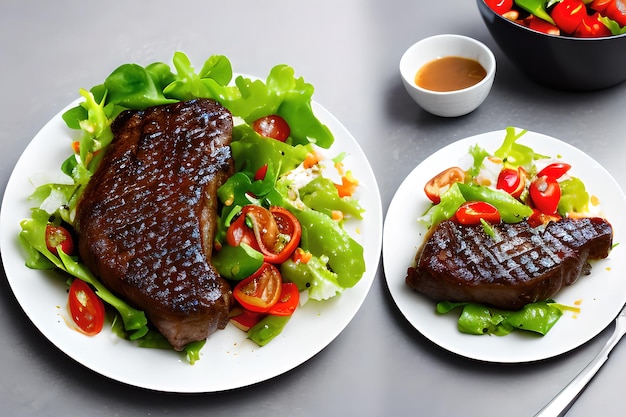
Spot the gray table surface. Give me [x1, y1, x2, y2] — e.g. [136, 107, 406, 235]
[2, 1, 625, 416]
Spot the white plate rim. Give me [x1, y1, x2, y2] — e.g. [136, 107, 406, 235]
[383, 128, 626, 363]
[0, 95, 383, 392]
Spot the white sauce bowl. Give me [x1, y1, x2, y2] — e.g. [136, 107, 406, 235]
[400, 34, 496, 117]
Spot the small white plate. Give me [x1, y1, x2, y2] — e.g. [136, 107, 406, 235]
[0, 97, 382, 392]
[383, 129, 626, 363]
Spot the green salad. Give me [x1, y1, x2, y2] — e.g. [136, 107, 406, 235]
[420, 127, 595, 337]
[18, 52, 366, 363]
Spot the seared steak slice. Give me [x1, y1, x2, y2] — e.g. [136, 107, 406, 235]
[406, 217, 613, 310]
[76, 99, 234, 351]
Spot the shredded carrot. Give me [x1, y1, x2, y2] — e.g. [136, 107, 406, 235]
[475, 177, 492, 187]
[334, 160, 345, 176]
[335, 171, 359, 197]
[331, 210, 344, 221]
[590, 195, 600, 206]
[567, 211, 590, 219]
[303, 151, 322, 169]
[561, 305, 581, 314]
[72, 141, 80, 154]
[293, 248, 312, 264]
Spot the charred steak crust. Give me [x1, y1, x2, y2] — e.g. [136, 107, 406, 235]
[406, 217, 613, 310]
[76, 99, 234, 351]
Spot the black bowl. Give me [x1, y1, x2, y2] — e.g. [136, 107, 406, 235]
[477, 0, 626, 91]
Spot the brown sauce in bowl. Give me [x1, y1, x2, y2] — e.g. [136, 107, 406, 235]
[415, 56, 487, 92]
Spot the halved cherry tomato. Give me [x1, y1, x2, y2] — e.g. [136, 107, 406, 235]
[528, 208, 562, 227]
[455, 201, 501, 225]
[574, 12, 612, 37]
[226, 212, 259, 249]
[537, 162, 571, 179]
[496, 167, 527, 198]
[262, 207, 301, 264]
[254, 163, 268, 181]
[233, 263, 282, 313]
[45, 224, 74, 256]
[229, 307, 263, 332]
[67, 279, 105, 336]
[226, 205, 302, 264]
[485, 0, 513, 15]
[268, 282, 300, 316]
[252, 115, 291, 142]
[424, 167, 466, 204]
[551, 0, 587, 34]
[590, 0, 613, 13]
[526, 15, 561, 35]
[529, 175, 561, 215]
[603, 0, 626, 27]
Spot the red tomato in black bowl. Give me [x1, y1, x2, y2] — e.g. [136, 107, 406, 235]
[477, 0, 626, 90]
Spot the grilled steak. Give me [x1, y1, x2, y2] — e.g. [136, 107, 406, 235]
[76, 99, 234, 351]
[406, 217, 613, 310]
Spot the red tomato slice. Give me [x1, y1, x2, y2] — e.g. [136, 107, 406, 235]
[254, 163, 269, 181]
[537, 162, 571, 179]
[485, 0, 513, 15]
[574, 12, 612, 37]
[227, 205, 302, 264]
[265, 206, 302, 264]
[252, 115, 291, 142]
[527, 15, 561, 35]
[455, 201, 501, 225]
[229, 308, 264, 332]
[45, 224, 74, 256]
[603, 0, 626, 26]
[496, 167, 527, 198]
[551, 0, 587, 34]
[528, 208, 563, 227]
[67, 279, 105, 336]
[234, 205, 278, 251]
[226, 212, 259, 250]
[590, 0, 613, 12]
[233, 263, 282, 313]
[529, 175, 561, 215]
[424, 167, 466, 204]
[268, 282, 300, 316]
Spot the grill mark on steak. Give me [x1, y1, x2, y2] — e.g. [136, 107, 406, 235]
[406, 217, 613, 310]
[76, 99, 234, 351]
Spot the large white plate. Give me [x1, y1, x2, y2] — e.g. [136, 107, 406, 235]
[383, 129, 626, 363]
[0, 97, 382, 392]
